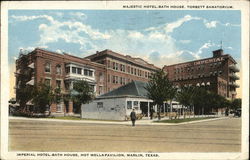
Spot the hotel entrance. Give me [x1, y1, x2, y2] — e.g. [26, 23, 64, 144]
[140, 101, 154, 117]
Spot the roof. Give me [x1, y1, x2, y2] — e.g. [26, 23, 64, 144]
[85, 49, 160, 71]
[163, 49, 237, 68]
[98, 81, 149, 98]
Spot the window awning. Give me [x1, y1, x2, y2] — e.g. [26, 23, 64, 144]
[28, 63, 34, 69]
[26, 100, 33, 106]
[26, 79, 34, 85]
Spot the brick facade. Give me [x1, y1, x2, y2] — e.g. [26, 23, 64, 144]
[84, 49, 160, 92]
[15, 48, 239, 115]
[15, 48, 159, 115]
[163, 49, 239, 100]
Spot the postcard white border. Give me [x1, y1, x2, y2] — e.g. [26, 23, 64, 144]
[1, 1, 249, 160]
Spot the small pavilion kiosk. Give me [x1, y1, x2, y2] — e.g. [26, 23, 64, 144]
[81, 81, 156, 120]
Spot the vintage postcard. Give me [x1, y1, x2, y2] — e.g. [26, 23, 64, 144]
[1, 0, 249, 160]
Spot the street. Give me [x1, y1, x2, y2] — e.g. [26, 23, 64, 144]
[9, 117, 241, 152]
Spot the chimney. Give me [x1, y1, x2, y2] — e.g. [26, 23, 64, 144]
[213, 49, 223, 57]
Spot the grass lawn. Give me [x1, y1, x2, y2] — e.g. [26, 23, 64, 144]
[47, 116, 123, 122]
[154, 117, 218, 123]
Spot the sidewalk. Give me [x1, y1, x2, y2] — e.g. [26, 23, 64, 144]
[9, 115, 229, 126]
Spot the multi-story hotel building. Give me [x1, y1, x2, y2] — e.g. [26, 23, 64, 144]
[84, 49, 160, 93]
[15, 48, 159, 115]
[163, 49, 240, 100]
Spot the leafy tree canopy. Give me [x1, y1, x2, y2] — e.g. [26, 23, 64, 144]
[71, 80, 94, 105]
[145, 69, 173, 106]
[32, 82, 54, 113]
[230, 98, 241, 110]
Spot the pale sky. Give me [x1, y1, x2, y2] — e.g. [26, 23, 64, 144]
[8, 10, 241, 98]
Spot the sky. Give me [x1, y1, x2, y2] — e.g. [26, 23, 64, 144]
[8, 10, 241, 97]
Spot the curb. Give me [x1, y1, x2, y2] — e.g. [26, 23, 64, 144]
[160, 117, 229, 125]
[9, 116, 229, 126]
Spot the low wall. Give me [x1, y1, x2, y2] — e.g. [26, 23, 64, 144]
[81, 98, 127, 121]
[82, 111, 126, 121]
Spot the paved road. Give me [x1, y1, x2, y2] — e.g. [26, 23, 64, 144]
[9, 118, 241, 152]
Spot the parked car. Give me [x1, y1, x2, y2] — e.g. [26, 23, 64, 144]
[234, 109, 241, 117]
[228, 111, 235, 117]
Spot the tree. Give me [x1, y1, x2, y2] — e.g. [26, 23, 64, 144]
[230, 98, 241, 110]
[71, 80, 95, 113]
[32, 82, 55, 113]
[176, 86, 200, 118]
[145, 69, 173, 120]
[15, 54, 34, 112]
[167, 86, 177, 113]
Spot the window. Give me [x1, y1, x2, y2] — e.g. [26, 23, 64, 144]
[65, 82, 70, 90]
[201, 65, 205, 70]
[120, 64, 122, 72]
[97, 102, 103, 108]
[44, 78, 51, 86]
[112, 76, 115, 83]
[127, 101, 132, 109]
[148, 72, 152, 78]
[72, 67, 77, 74]
[107, 60, 110, 68]
[56, 103, 62, 112]
[131, 67, 134, 74]
[84, 69, 93, 77]
[120, 77, 122, 84]
[115, 76, 118, 84]
[133, 101, 139, 110]
[120, 77, 123, 84]
[56, 65, 61, 74]
[84, 69, 88, 76]
[123, 77, 126, 85]
[108, 74, 110, 83]
[56, 80, 61, 88]
[66, 67, 70, 74]
[112, 62, 116, 70]
[77, 68, 82, 74]
[115, 63, 118, 70]
[134, 68, 137, 75]
[45, 63, 51, 73]
[89, 70, 93, 77]
[128, 66, 130, 73]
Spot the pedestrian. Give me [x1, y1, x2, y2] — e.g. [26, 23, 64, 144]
[150, 108, 154, 120]
[130, 108, 136, 126]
